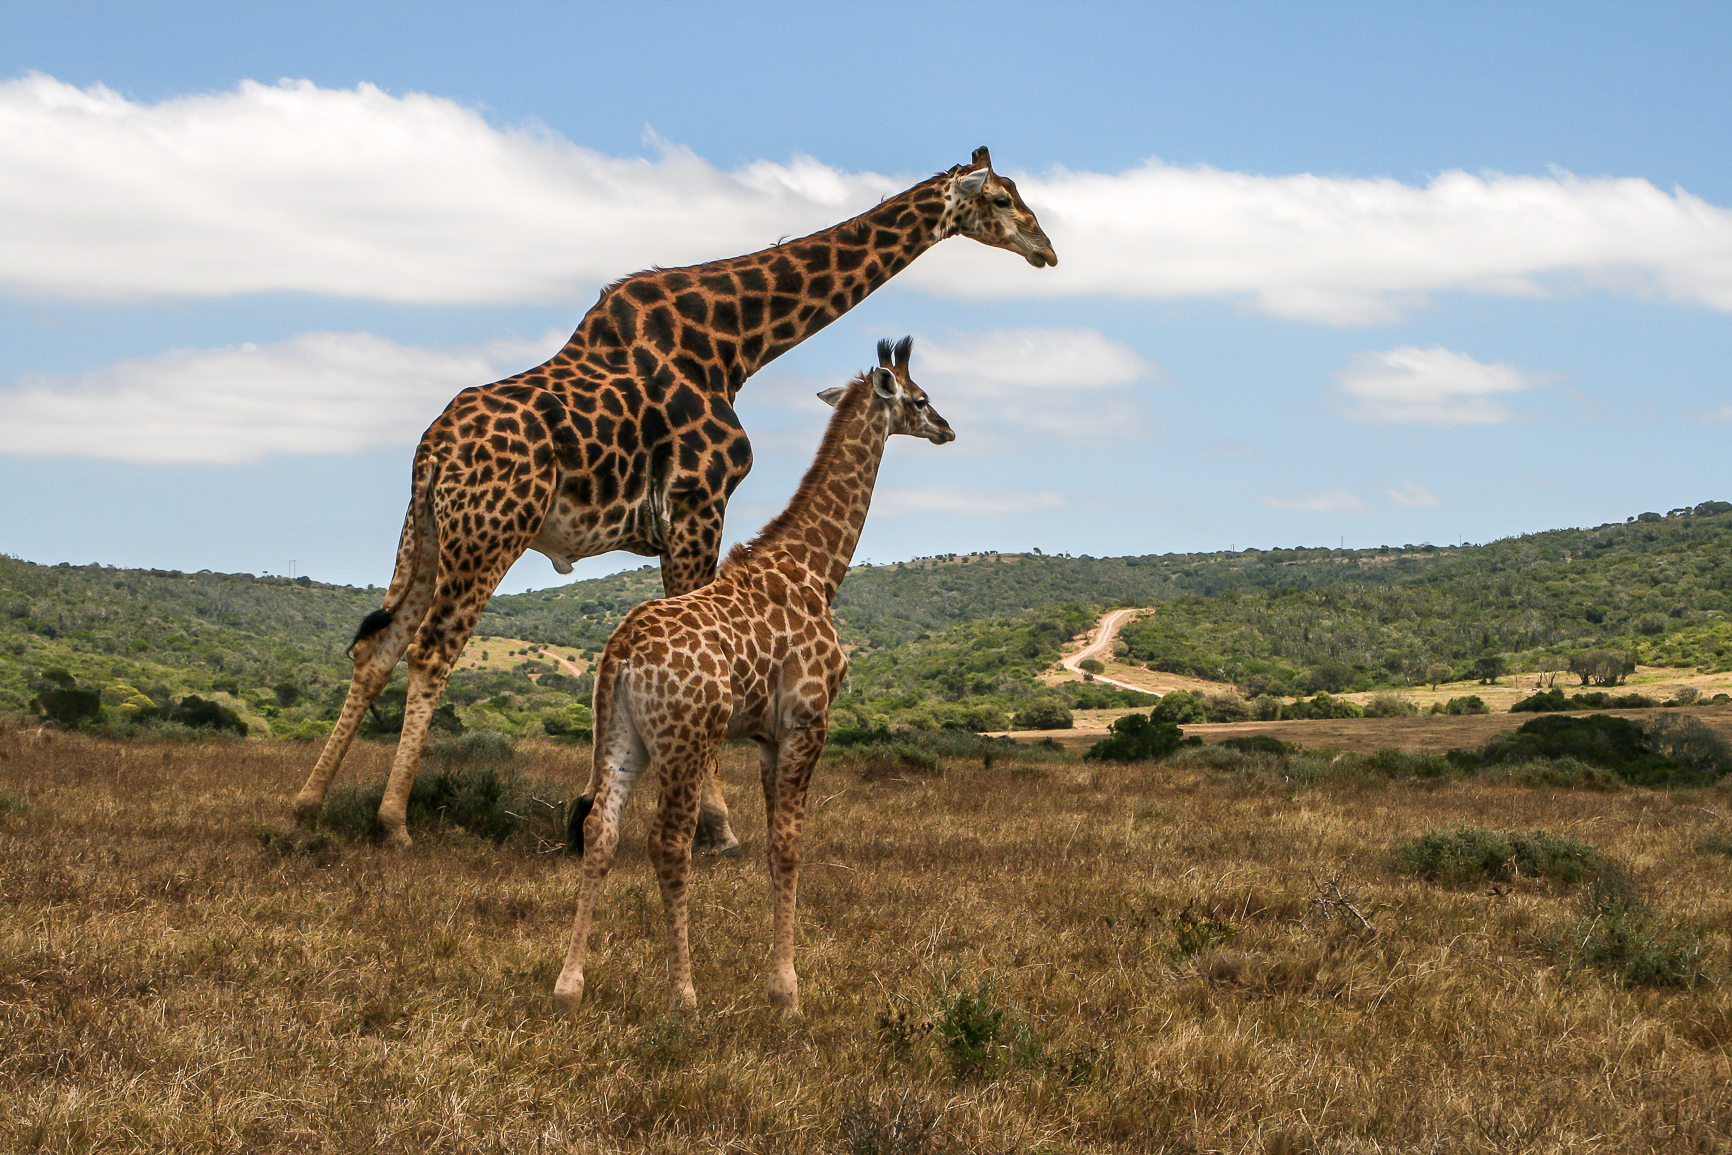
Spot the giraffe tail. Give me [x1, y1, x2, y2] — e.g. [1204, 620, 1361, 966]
[567, 652, 621, 855]
[348, 451, 442, 657]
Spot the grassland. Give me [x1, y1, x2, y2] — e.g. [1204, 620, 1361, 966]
[4, 726, 1730, 1153]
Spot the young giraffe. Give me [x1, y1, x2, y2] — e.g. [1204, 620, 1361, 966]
[554, 337, 949, 1015]
[292, 147, 1053, 852]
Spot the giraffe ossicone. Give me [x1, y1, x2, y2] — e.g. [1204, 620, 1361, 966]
[555, 336, 951, 1016]
[289, 147, 1054, 852]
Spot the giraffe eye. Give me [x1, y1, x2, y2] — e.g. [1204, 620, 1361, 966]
[912, 397, 928, 409]
[991, 197, 1012, 208]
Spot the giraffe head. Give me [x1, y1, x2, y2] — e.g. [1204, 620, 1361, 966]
[818, 337, 955, 444]
[940, 146, 1058, 268]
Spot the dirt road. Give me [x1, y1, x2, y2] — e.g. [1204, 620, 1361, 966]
[1057, 607, 1148, 692]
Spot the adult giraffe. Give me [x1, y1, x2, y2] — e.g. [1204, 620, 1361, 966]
[293, 147, 1056, 850]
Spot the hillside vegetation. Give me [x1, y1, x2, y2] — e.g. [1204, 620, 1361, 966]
[6, 501, 1732, 735]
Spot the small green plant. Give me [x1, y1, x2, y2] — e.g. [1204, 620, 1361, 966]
[1171, 901, 1235, 957]
[0, 789, 24, 818]
[931, 971, 1036, 1079]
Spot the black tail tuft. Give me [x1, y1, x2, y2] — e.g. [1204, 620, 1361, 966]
[565, 794, 594, 856]
[346, 607, 395, 656]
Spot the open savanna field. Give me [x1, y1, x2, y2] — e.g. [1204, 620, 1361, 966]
[3, 726, 1732, 1153]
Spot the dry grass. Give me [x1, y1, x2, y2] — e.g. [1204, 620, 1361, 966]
[3, 725, 1731, 1153]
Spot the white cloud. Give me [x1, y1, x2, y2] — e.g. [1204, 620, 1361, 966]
[1384, 479, 1441, 507]
[0, 75, 899, 303]
[910, 328, 1153, 447]
[871, 486, 1069, 517]
[4, 75, 1732, 324]
[0, 329, 564, 463]
[1336, 346, 1541, 425]
[1260, 488, 1368, 513]
[926, 161, 1732, 324]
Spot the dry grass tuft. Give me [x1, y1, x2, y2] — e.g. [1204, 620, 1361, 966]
[1, 725, 1730, 1152]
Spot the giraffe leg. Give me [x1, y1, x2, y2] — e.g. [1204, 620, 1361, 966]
[647, 746, 707, 1014]
[659, 506, 743, 858]
[375, 534, 530, 848]
[553, 736, 647, 1013]
[291, 521, 438, 826]
[760, 725, 826, 1015]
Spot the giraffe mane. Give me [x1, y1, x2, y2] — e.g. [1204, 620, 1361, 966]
[719, 371, 876, 577]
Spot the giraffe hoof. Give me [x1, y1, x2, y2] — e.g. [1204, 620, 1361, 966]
[697, 839, 744, 858]
[379, 825, 414, 851]
[291, 800, 321, 828]
[552, 977, 585, 1016]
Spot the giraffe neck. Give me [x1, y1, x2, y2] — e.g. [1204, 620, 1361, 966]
[730, 379, 890, 602]
[566, 172, 956, 393]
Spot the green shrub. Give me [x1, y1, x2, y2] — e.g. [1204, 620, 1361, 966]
[319, 740, 534, 845]
[1429, 695, 1490, 716]
[1480, 713, 1722, 787]
[1363, 692, 1420, 718]
[1010, 699, 1072, 730]
[1202, 692, 1252, 723]
[931, 972, 1036, 1080]
[1150, 690, 1205, 724]
[1511, 687, 1571, 713]
[1170, 902, 1235, 957]
[1083, 713, 1199, 763]
[1077, 658, 1105, 674]
[1553, 877, 1712, 988]
[1394, 825, 1618, 886]
[1282, 692, 1364, 720]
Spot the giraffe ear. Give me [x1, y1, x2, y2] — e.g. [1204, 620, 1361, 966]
[871, 368, 897, 398]
[955, 167, 989, 197]
[817, 387, 847, 409]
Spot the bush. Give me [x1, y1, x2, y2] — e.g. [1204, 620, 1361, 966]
[1480, 713, 1725, 787]
[1363, 692, 1420, 718]
[1083, 713, 1198, 763]
[1429, 695, 1489, 716]
[320, 735, 532, 844]
[1202, 692, 1252, 723]
[1282, 692, 1363, 720]
[931, 972, 1036, 1079]
[168, 695, 248, 735]
[1077, 658, 1105, 674]
[1247, 694, 1284, 721]
[1511, 687, 1570, 713]
[1306, 662, 1355, 694]
[1010, 699, 1073, 730]
[1149, 690, 1205, 725]
[32, 685, 103, 728]
[1395, 826, 1619, 887]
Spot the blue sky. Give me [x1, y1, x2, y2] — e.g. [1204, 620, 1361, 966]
[2, 1, 1729, 591]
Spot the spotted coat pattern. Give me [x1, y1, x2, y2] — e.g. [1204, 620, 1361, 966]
[554, 338, 952, 1015]
[290, 148, 1053, 850]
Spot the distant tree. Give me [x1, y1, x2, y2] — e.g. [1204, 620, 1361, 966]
[31, 670, 101, 728]
[1472, 655, 1508, 684]
[1078, 658, 1105, 674]
[1569, 649, 1636, 686]
[1425, 662, 1453, 690]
